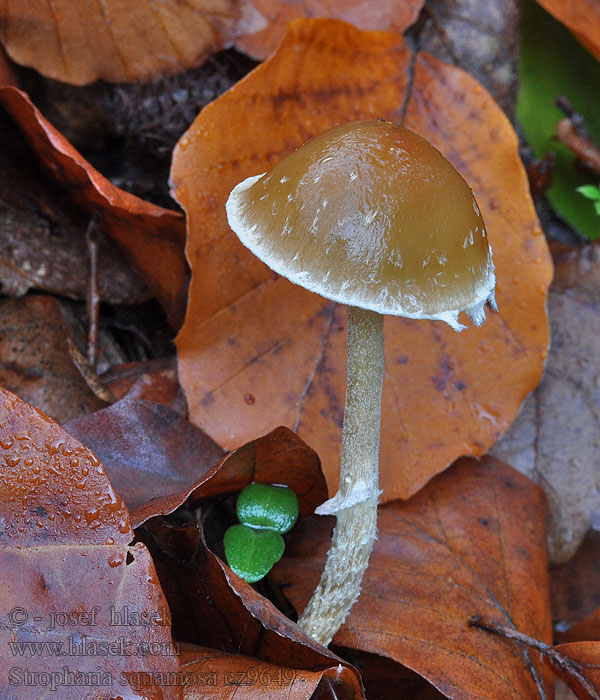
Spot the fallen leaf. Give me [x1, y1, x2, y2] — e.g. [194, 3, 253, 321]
[537, 0, 600, 60]
[491, 240, 600, 563]
[171, 18, 552, 501]
[0, 0, 245, 85]
[271, 456, 554, 699]
[551, 531, 600, 634]
[0, 107, 149, 303]
[546, 642, 600, 700]
[0, 387, 181, 699]
[0, 295, 106, 423]
[64, 399, 225, 517]
[132, 420, 324, 528]
[560, 609, 600, 644]
[518, 0, 600, 240]
[139, 518, 364, 699]
[0, 86, 188, 328]
[339, 650, 447, 700]
[418, 0, 521, 117]
[101, 356, 187, 415]
[179, 642, 327, 698]
[0, 44, 17, 85]
[235, 0, 424, 59]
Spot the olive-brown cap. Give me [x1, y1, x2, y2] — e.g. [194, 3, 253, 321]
[226, 120, 496, 330]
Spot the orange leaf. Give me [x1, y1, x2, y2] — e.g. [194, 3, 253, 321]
[272, 456, 554, 699]
[171, 19, 552, 500]
[0, 387, 181, 699]
[102, 357, 187, 415]
[0, 296, 106, 423]
[0, 86, 188, 328]
[537, 0, 600, 60]
[179, 643, 327, 698]
[546, 642, 600, 700]
[236, 0, 424, 59]
[0, 1, 243, 85]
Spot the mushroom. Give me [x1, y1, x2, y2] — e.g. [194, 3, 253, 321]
[225, 120, 496, 646]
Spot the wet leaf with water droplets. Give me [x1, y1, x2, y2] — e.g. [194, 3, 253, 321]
[0, 388, 181, 699]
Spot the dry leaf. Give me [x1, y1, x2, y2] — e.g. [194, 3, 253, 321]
[171, 18, 552, 501]
[235, 0, 424, 59]
[418, 0, 521, 117]
[0, 296, 106, 423]
[0, 86, 188, 328]
[101, 357, 187, 415]
[491, 240, 600, 563]
[551, 531, 600, 634]
[64, 399, 225, 514]
[272, 456, 553, 699]
[0, 387, 181, 699]
[179, 643, 326, 699]
[0, 0, 244, 85]
[537, 0, 600, 60]
[546, 642, 600, 700]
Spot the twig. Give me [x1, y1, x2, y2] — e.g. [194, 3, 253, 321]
[86, 213, 101, 368]
[555, 96, 600, 175]
[526, 153, 555, 198]
[469, 615, 600, 700]
[68, 338, 116, 404]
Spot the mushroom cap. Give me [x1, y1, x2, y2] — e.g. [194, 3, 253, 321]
[226, 120, 496, 329]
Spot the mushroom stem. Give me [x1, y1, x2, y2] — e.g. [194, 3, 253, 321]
[298, 305, 384, 646]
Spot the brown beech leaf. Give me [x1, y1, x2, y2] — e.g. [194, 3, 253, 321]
[138, 518, 364, 699]
[0, 295, 106, 423]
[101, 356, 188, 416]
[339, 650, 447, 700]
[546, 642, 600, 700]
[0, 86, 188, 328]
[0, 387, 181, 699]
[0, 1, 246, 86]
[171, 19, 552, 501]
[537, 0, 600, 60]
[127, 421, 326, 528]
[179, 643, 327, 698]
[235, 0, 424, 59]
[271, 456, 553, 699]
[560, 608, 600, 644]
[64, 399, 225, 516]
[491, 240, 600, 563]
[552, 531, 600, 635]
[0, 44, 17, 85]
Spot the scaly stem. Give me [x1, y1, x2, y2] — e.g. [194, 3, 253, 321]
[298, 305, 384, 646]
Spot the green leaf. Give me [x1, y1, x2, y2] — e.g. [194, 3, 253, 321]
[576, 185, 600, 201]
[518, 0, 600, 240]
[224, 524, 285, 583]
[237, 482, 299, 534]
